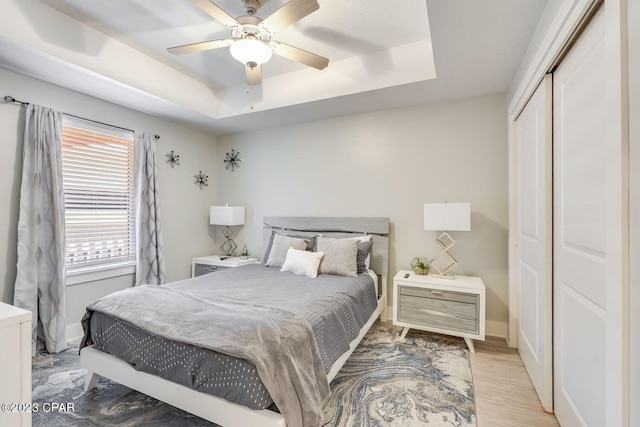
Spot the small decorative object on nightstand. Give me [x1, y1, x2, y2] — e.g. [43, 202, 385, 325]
[393, 270, 485, 353]
[240, 245, 250, 260]
[192, 255, 258, 278]
[411, 257, 430, 275]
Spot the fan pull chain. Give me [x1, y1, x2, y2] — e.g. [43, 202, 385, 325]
[246, 87, 255, 110]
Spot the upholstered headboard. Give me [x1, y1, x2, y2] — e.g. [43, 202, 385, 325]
[262, 216, 389, 276]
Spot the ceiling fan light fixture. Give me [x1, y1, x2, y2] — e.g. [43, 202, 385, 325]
[230, 38, 273, 66]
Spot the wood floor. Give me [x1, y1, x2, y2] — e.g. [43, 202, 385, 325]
[469, 336, 560, 426]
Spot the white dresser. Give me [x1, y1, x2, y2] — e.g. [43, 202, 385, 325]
[0, 302, 32, 427]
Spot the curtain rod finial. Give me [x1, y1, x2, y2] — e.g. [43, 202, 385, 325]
[4, 95, 29, 106]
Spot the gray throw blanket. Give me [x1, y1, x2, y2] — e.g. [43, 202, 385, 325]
[81, 285, 330, 427]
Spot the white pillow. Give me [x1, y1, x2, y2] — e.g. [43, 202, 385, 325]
[280, 247, 324, 278]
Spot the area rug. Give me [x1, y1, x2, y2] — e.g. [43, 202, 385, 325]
[32, 323, 476, 426]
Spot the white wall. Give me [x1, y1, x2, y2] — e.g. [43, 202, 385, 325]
[629, 0, 639, 422]
[216, 93, 510, 337]
[0, 68, 219, 334]
[0, 71, 510, 338]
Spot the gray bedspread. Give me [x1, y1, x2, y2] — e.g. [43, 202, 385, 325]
[81, 264, 378, 427]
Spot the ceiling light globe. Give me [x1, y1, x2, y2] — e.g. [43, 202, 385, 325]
[230, 38, 273, 66]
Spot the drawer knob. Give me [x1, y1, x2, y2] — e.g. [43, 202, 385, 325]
[431, 290, 443, 295]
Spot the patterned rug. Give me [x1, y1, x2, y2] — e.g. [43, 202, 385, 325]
[32, 323, 476, 426]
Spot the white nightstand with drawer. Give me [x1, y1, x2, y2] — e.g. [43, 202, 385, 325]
[393, 270, 485, 352]
[192, 256, 259, 278]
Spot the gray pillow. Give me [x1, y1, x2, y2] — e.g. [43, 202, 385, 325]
[265, 233, 308, 268]
[262, 231, 316, 263]
[357, 240, 374, 274]
[316, 236, 358, 277]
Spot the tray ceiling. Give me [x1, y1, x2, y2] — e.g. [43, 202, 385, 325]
[0, 0, 548, 134]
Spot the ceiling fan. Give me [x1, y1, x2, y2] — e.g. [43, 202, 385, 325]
[168, 0, 329, 85]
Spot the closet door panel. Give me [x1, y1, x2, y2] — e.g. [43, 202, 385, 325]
[514, 74, 553, 412]
[553, 7, 606, 427]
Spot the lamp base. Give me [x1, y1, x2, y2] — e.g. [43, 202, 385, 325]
[220, 226, 238, 256]
[430, 274, 457, 280]
[429, 231, 459, 278]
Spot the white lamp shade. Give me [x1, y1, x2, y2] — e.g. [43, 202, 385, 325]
[424, 203, 471, 231]
[230, 38, 273, 66]
[210, 206, 245, 226]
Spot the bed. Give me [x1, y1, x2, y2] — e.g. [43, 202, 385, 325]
[80, 216, 389, 427]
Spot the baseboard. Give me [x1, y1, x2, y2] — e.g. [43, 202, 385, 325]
[486, 320, 508, 339]
[66, 322, 84, 342]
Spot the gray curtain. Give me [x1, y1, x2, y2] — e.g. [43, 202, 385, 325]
[135, 133, 166, 286]
[14, 104, 67, 355]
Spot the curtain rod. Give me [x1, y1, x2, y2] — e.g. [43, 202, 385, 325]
[3, 95, 160, 140]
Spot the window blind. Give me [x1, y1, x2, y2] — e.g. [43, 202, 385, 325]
[61, 119, 135, 271]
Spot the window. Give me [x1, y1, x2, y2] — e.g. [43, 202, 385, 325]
[61, 117, 135, 275]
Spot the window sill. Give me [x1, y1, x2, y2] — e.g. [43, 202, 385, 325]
[66, 262, 136, 286]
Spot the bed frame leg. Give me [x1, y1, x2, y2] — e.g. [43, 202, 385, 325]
[379, 306, 388, 322]
[84, 371, 101, 392]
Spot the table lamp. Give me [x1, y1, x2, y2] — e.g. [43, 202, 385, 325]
[210, 205, 245, 256]
[424, 202, 471, 279]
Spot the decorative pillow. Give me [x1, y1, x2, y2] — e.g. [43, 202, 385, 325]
[356, 240, 374, 274]
[265, 234, 308, 268]
[344, 235, 373, 271]
[280, 247, 324, 278]
[316, 236, 358, 277]
[262, 231, 316, 264]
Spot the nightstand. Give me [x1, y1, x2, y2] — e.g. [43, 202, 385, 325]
[0, 302, 32, 427]
[192, 255, 259, 278]
[392, 270, 486, 352]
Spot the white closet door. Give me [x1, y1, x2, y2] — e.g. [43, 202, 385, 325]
[514, 74, 553, 412]
[553, 8, 606, 427]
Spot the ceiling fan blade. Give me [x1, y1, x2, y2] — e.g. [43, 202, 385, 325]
[260, 0, 319, 33]
[188, 0, 238, 27]
[246, 64, 262, 85]
[167, 38, 233, 55]
[272, 42, 328, 70]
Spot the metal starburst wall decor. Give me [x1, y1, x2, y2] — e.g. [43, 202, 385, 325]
[224, 149, 243, 171]
[194, 170, 208, 189]
[166, 150, 180, 168]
